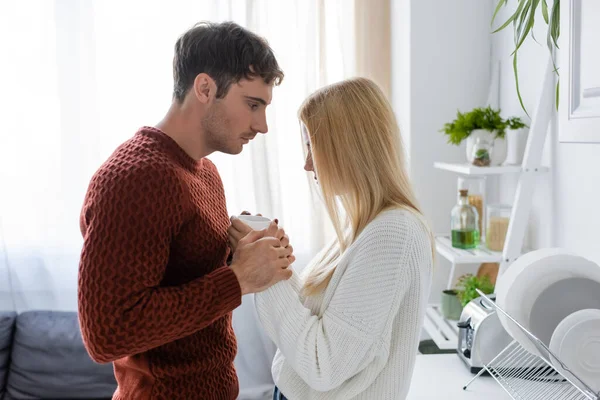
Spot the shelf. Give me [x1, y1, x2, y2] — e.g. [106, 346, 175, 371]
[435, 236, 503, 264]
[423, 305, 459, 350]
[434, 162, 549, 175]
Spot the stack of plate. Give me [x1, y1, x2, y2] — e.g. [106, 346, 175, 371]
[495, 248, 600, 393]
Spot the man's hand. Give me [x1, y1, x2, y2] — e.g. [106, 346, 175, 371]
[230, 226, 294, 295]
[228, 217, 253, 254]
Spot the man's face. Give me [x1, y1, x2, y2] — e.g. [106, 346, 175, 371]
[202, 78, 273, 155]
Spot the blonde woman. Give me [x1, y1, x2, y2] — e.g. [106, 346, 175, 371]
[229, 77, 434, 400]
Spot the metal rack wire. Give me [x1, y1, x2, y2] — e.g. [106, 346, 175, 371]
[463, 290, 599, 400]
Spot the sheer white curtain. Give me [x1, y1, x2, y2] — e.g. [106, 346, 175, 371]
[0, 2, 393, 398]
[0, 0, 359, 312]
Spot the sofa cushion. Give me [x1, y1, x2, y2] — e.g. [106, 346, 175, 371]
[0, 311, 17, 399]
[6, 311, 116, 399]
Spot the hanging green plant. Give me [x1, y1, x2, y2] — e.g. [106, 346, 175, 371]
[492, 0, 560, 115]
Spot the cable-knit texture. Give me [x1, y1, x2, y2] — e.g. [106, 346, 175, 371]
[78, 127, 242, 400]
[255, 209, 433, 400]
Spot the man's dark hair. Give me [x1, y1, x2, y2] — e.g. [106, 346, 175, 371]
[173, 21, 284, 102]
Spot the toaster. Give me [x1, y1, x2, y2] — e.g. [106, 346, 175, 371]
[456, 295, 513, 373]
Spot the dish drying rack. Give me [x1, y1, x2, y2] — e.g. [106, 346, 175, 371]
[463, 289, 599, 400]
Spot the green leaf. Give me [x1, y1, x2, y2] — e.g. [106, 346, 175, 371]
[513, 0, 540, 56]
[455, 274, 495, 307]
[531, 27, 540, 45]
[493, 12, 518, 33]
[492, 0, 509, 27]
[551, 0, 560, 49]
[493, 0, 526, 33]
[556, 80, 560, 110]
[547, 1, 560, 51]
[440, 106, 525, 144]
[492, 0, 560, 111]
[515, 0, 533, 42]
[546, 19, 554, 52]
[513, 52, 530, 117]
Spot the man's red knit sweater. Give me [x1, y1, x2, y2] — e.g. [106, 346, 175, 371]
[78, 127, 242, 399]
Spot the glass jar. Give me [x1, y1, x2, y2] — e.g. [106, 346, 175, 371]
[457, 177, 486, 237]
[451, 189, 480, 249]
[471, 137, 493, 167]
[486, 204, 512, 251]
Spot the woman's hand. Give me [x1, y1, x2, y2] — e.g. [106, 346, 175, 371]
[228, 212, 294, 265]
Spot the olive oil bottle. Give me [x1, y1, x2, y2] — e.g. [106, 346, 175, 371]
[451, 189, 480, 249]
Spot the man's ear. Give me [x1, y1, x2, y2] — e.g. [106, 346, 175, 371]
[193, 73, 215, 104]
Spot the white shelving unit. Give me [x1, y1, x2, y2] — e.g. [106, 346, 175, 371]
[434, 162, 549, 176]
[424, 57, 556, 351]
[426, 163, 526, 351]
[435, 236, 502, 265]
[423, 305, 460, 350]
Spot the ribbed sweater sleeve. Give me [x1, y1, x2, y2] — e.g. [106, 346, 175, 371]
[78, 163, 241, 363]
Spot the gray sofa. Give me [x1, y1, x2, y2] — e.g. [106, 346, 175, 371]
[0, 310, 116, 399]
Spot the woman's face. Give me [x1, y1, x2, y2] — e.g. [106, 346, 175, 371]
[300, 121, 317, 181]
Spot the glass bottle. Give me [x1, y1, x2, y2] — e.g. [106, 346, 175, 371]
[457, 176, 486, 237]
[471, 137, 493, 167]
[486, 204, 512, 251]
[451, 189, 480, 249]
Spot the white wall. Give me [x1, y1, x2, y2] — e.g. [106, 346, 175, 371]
[392, 0, 600, 303]
[492, 0, 600, 265]
[392, 0, 494, 302]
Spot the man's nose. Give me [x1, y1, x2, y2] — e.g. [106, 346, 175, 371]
[252, 113, 268, 134]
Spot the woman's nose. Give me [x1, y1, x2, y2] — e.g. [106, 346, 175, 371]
[304, 155, 313, 172]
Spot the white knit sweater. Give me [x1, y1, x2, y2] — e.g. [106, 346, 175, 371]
[254, 208, 433, 400]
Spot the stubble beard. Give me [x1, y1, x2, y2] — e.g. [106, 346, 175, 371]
[202, 102, 239, 155]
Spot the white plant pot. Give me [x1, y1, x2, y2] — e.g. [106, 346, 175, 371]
[465, 129, 507, 166]
[505, 128, 529, 165]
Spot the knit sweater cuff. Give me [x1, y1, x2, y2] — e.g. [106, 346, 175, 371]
[210, 266, 242, 312]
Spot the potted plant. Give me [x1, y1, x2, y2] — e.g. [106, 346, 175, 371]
[440, 106, 526, 166]
[455, 273, 495, 308]
[440, 289, 463, 321]
[492, 0, 560, 114]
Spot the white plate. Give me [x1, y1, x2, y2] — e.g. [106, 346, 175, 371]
[549, 309, 600, 393]
[495, 248, 600, 357]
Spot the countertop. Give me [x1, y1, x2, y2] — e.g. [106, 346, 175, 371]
[408, 354, 508, 399]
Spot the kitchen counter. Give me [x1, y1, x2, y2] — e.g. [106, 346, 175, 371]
[408, 354, 508, 399]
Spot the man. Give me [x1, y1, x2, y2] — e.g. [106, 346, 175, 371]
[78, 21, 293, 400]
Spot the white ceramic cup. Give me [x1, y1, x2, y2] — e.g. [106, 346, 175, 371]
[236, 215, 272, 230]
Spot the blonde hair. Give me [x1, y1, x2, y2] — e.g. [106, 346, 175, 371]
[299, 77, 434, 296]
